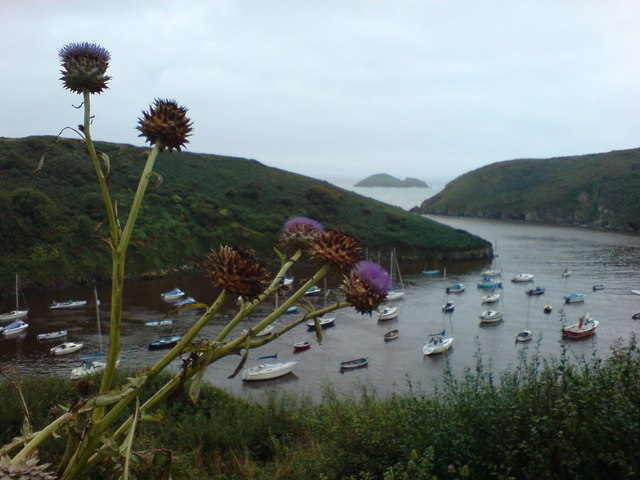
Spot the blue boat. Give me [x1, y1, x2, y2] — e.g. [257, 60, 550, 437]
[160, 288, 185, 302]
[476, 277, 502, 288]
[174, 296, 196, 308]
[304, 285, 321, 296]
[564, 293, 586, 304]
[148, 335, 181, 350]
[446, 283, 465, 294]
[526, 286, 546, 296]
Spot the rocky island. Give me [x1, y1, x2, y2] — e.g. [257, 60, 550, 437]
[355, 173, 429, 188]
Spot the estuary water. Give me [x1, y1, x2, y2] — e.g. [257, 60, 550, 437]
[2, 186, 640, 402]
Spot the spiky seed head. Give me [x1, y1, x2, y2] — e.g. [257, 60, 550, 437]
[280, 217, 325, 255]
[137, 99, 193, 152]
[205, 246, 271, 300]
[0, 456, 57, 479]
[342, 260, 391, 314]
[311, 230, 361, 272]
[59, 42, 111, 94]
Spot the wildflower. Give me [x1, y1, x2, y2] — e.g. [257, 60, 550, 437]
[311, 230, 361, 272]
[137, 99, 193, 152]
[205, 246, 270, 301]
[280, 217, 325, 254]
[342, 260, 391, 314]
[0, 455, 56, 479]
[59, 42, 111, 94]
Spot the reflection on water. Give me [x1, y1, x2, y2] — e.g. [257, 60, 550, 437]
[2, 216, 640, 402]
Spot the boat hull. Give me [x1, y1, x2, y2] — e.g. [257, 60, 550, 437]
[148, 336, 181, 350]
[51, 342, 84, 356]
[242, 361, 296, 381]
[423, 336, 453, 356]
[50, 300, 87, 310]
[0, 310, 28, 321]
[293, 342, 311, 351]
[340, 358, 368, 370]
[37, 330, 68, 341]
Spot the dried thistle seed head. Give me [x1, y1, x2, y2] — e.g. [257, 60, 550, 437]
[137, 99, 193, 152]
[204, 246, 271, 301]
[280, 217, 325, 255]
[342, 260, 391, 314]
[311, 230, 361, 272]
[59, 42, 111, 94]
[0, 455, 57, 480]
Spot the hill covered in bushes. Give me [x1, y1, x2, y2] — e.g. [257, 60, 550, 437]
[416, 147, 640, 231]
[0, 136, 490, 291]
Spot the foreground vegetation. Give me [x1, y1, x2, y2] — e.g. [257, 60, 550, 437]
[3, 338, 639, 479]
[417, 147, 640, 232]
[0, 136, 489, 292]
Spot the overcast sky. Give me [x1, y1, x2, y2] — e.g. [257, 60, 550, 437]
[2, 1, 640, 184]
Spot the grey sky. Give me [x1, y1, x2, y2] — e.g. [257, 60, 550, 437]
[2, 0, 640, 184]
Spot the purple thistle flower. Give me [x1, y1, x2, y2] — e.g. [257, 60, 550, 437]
[59, 42, 111, 94]
[352, 260, 391, 296]
[283, 217, 325, 235]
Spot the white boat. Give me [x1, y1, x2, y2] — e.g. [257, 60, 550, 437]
[0, 275, 28, 321]
[304, 285, 321, 296]
[386, 290, 406, 301]
[242, 361, 297, 381]
[480, 268, 501, 277]
[242, 324, 275, 337]
[51, 341, 84, 356]
[160, 288, 185, 302]
[386, 248, 406, 301]
[562, 314, 599, 339]
[564, 293, 586, 304]
[423, 332, 454, 356]
[515, 330, 533, 343]
[511, 273, 534, 283]
[144, 319, 173, 327]
[282, 276, 294, 286]
[561, 268, 571, 277]
[377, 305, 399, 320]
[306, 316, 336, 329]
[50, 300, 87, 309]
[481, 293, 500, 304]
[479, 310, 504, 324]
[37, 330, 68, 341]
[442, 301, 455, 312]
[70, 358, 120, 379]
[2, 320, 28, 336]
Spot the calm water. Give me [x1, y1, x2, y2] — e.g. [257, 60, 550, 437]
[2, 215, 640, 403]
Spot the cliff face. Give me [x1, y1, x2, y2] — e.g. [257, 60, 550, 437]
[355, 173, 429, 188]
[415, 147, 640, 232]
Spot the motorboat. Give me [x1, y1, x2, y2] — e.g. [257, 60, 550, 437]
[304, 285, 321, 296]
[526, 286, 546, 296]
[339, 357, 368, 371]
[293, 341, 311, 351]
[285, 305, 299, 314]
[446, 283, 465, 294]
[50, 300, 87, 310]
[422, 333, 453, 356]
[479, 310, 504, 324]
[543, 305, 553, 314]
[51, 341, 84, 356]
[562, 314, 599, 339]
[564, 293, 586, 304]
[384, 329, 399, 341]
[148, 335, 181, 350]
[70, 358, 120, 379]
[442, 301, 455, 313]
[281, 276, 294, 286]
[144, 319, 173, 327]
[561, 268, 571, 278]
[242, 361, 296, 381]
[37, 330, 68, 341]
[592, 284, 605, 291]
[511, 273, 534, 283]
[515, 330, 533, 343]
[306, 316, 336, 329]
[160, 288, 185, 302]
[421, 269, 439, 276]
[481, 293, 500, 304]
[386, 289, 406, 301]
[476, 277, 502, 289]
[174, 296, 196, 308]
[377, 305, 399, 320]
[1, 320, 29, 336]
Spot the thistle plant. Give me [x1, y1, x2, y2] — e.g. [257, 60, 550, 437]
[0, 43, 391, 479]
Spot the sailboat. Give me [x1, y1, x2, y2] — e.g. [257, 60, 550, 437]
[386, 248, 406, 301]
[0, 274, 28, 321]
[424, 270, 454, 356]
[441, 268, 454, 312]
[516, 295, 533, 343]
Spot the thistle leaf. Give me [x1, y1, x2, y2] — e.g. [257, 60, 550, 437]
[188, 366, 207, 403]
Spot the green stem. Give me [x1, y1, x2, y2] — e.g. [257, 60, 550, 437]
[10, 413, 74, 466]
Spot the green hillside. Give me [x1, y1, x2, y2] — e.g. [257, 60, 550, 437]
[0, 136, 489, 291]
[416, 147, 640, 231]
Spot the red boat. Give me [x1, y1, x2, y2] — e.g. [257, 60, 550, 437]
[562, 314, 599, 339]
[293, 341, 311, 352]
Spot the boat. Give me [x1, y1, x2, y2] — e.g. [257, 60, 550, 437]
[561, 268, 571, 278]
[511, 273, 534, 283]
[242, 324, 275, 337]
[384, 329, 399, 341]
[442, 269, 456, 312]
[339, 357, 368, 370]
[50, 341, 84, 356]
[479, 310, 504, 324]
[50, 300, 87, 310]
[476, 277, 502, 289]
[306, 316, 336, 329]
[1, 320, 29, 336]
[543, 305, 553, 314]
[526, 286, 546, 296]
[242, 361, 297, 381]
[285, 305, 299, 314]
[592, 284, 605, 291]
[377, 305, 399, 320]
[174, 296, 196, 308]
[481, 293, 500, 304]
[632, 290, 640, 296]
[446, 283, 465, 294]
[480, 268, 501, 277]
[148, 335, 181, 350]
[304, 285, 321, 296]
[442, 301, 455, 313]
[422, 332, 454, 356]
[562, 314, 599, 339]
[293, 341, 311, 351]
[386, 248, 406, 300]
[0, 274, 28, 321]
[160, 288, 185, 302]
[37, 330, 68, 341]
[632, 312, 640, 320]
[515, 330, 533, 342]
[564, 293, 586, 304]
[282, 276, 294, 286]
[386, 290, 406, 301]
[70, 358, 120, 379]
[421, 269, 439, 276]
[144, 319, 173, 326]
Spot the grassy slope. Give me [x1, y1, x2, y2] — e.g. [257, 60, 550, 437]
[417, 147, 640, 230]
[0, 136, 489, 291]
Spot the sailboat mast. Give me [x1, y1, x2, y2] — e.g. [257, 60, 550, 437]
[94, 287, 103, 353]
[15, 274, 19, 310]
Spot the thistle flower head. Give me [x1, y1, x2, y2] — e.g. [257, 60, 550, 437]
[342, 260, 391, 314]
[137, 99, 193, 152]
[311, 230, 361, 272]
[280, 217, 325, 255]
[205, 246, 270, 301]
[59, 42, 111, 94]
[0, 455, 56, 480]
